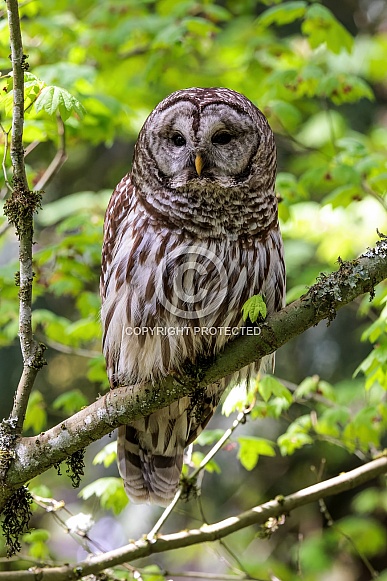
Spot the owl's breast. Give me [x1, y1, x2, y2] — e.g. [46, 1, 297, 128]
[135, 169, 279, 240]
[101, 220, 283, 387]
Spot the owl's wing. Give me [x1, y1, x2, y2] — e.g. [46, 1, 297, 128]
[185, 226, 286, 445]
[100, 173, 133, 300]
[263, 226, 286, 315]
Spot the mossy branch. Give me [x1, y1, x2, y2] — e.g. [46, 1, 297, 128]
[0, 239, 385, 510]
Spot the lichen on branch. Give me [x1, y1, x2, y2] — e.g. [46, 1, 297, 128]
[3, 185, 42, 240]
[1, 487, 33, 557]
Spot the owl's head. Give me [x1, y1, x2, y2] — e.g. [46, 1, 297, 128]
[132, 88, 277, 237]
[134, 87, 276, 193]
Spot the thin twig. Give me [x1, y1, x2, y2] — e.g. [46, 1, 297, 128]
[278, 376, 335, 408]
[146, 489, 182, 540]
[34, 116, 67, 191]
[319, 496, 379, 578]
[43, 338, 100, 359]
[0, 0, 35, 19]
[147, 406, 252, 539]
[119, 45, 151, 60]
[310, 462, 379, 577]
[6, 1, 28, 186]
[191, 406, 252, 481]
[0, 220, 11, 237]
[24, 140, 40, 157]
[0, 122, 13, 196]
[157, 572, 259, 580]
[362, 180, 387, 212]
[31, 493, 140, 578]
[198, 495, 260, 580]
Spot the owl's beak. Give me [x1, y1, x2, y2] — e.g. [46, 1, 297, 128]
[194, 155, 203, 176]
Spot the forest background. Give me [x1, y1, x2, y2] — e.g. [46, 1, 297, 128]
[1, 0, 387, 580]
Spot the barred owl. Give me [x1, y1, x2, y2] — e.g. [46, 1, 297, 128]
[100, 87, 285, 506]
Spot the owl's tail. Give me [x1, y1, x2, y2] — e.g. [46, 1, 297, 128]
[117, 398, 190, 506]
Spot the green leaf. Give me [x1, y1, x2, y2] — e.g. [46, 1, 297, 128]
[191, 451, 221, 473]
[297, 110, 346, 147]
[257, 2, 307, 27]
[138, 566, 165, 581]
[295, 376, 336, 401]
[34, 62, 96, 89]
[23, 529, 50, 543]
[52, 389, 88, 415]
[337, 516, 387, 557]
[79, 478, 128, 515]
[343, 406, 382, 451]
[221, 382, 249, 416]
[276, 172, 300, 203]
[318, 74, 374, 104]
[195, 429, 224, 446]
[315, 407, 350, 438]
[269, 100, 302, 132]
[277, 431, 313, 456]
[352, 488, 387, 514]
[87, 355, 110, 388]
[24, 391, 47, 433]
[241, 294, 267, 323]
[203, 5, 232, 22]
[22, 529, 50, 559]
[237, 436, 276, 471]
[151, 22, 185, 48]
[361, 313, 386, 343]
[183, 17, 219, 37]
[76, 291, 102, 318]
[29, 484, 52, 503]
[322, 185, 362, 208]
[66, 318, 101, 343]
[34, 85, 86, 121]
[258, 375, 293, 404]
[93, 442, 117, 468]
[0, 72, 45, 116]
[277, 415, 313, 456]
[302, 4, 353, 54]
[298, 533, 332, 574]
[37, 190, 110, 226]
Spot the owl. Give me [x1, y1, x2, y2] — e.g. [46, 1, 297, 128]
[100, 87, 285, 506]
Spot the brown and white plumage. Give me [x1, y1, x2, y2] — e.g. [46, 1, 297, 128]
[100, 87, 285, 505]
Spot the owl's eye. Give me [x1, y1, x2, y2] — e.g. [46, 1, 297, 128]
[211, 131, 233, 145]
[171, 133, 186, 147]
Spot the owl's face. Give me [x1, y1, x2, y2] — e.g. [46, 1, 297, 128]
[135, 87, 275, 192]
[147, 100, 260, 188]
[132, 88, 277, 237]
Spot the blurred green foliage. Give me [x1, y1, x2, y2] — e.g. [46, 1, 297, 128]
[1, 0, 387, 579]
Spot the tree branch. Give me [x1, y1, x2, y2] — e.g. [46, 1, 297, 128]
[0, 239, 386, 510]
[6, 1, 27, 188]
[4, 0, 45, 437]
[0, 455, 386, 581]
